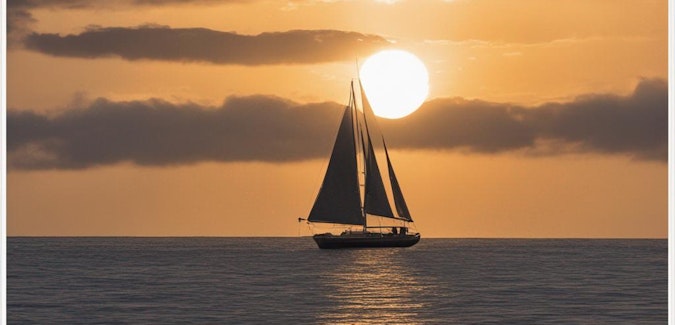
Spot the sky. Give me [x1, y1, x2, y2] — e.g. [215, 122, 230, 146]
[6, 0, 669, 237]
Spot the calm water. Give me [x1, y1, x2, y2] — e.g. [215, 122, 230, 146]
[7, 238, 666, 324]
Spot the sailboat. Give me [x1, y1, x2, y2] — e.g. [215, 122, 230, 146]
[301, 80, 420, 249]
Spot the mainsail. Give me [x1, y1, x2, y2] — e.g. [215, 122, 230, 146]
[307, 104, 363, 225]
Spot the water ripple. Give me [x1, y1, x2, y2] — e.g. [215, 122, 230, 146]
[8, 238, 667, 324]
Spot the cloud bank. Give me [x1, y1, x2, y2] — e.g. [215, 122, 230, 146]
[9, 1, 389, 61]
[381, 78, 667, 161]
[8, 96, 344, 169]
[23, 27, 390, 65]
[8, 79, 667, 170]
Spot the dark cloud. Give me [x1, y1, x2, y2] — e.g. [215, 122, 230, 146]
[7, 0, 127, 46]
[8, 96, 344, 170]
[23, 26, 390, 65]
[8, 0, 385, 61]
[7, 4, 38, 48]
[380, 99, 535, 153]
[525, 78, 668, 160]
[379, 78, 668, 161]
[7, 79, 667, 170]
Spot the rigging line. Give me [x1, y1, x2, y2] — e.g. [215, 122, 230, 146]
[347, 78, 354, 109]
[355, 57, 360, 79]
[352, 84, 366, 209]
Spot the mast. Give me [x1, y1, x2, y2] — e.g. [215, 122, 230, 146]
[355, 63, 368, 232]
[350, 81, 368, 231]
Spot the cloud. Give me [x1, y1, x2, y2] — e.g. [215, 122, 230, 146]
[7, 79, 667, 170]
[23, 26, 390, 65]
[7, 0, 387, 56]
[7, 0, 256, 34]
[379, 78, 667, 161]
[527, 78, 668, 160]
[8, 96, 345, 169]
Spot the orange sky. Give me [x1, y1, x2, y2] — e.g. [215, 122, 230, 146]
[6, 0, 669, 237]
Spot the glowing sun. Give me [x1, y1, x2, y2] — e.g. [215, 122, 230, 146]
[359, 49, 429, 119]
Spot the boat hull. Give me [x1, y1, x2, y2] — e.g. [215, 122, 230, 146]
[313, 233, 420, 249]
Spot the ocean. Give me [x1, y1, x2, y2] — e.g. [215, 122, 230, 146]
[7, 238, 666, 324]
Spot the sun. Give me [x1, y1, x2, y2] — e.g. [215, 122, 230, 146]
[359, 49, 429, 119]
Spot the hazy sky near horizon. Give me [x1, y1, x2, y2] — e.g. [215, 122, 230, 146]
[7, 0, 668, 237]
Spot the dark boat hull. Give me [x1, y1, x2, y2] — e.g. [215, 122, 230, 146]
[313, 233, 420, 249]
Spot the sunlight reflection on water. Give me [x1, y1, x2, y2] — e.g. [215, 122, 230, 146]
[318, 249, 429, 324]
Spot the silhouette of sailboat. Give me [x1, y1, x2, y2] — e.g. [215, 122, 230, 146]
[301, 80, 420, 249]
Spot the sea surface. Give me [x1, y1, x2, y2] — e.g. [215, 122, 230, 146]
[7, 238, 667, 324]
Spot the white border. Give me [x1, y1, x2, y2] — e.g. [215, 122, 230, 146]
[669, 0, 674, 323]
[0, 1, 671, 323]
[1, 0, 7, 321]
